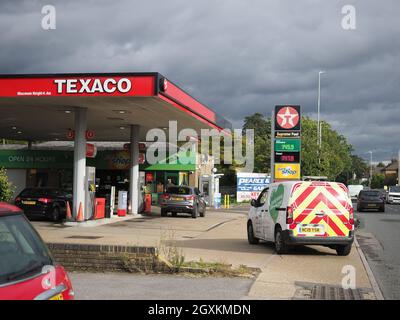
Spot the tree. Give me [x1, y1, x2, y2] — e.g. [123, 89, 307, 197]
[242, 113, 271, 173]
[0, 168, 15, 202]
[301, 118, 352, 181]
[371, 174, 385, 189]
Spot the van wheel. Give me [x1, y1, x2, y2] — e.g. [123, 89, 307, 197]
[274, 227, 288, 254]
[50, 207, 60, 222]
[161, 208, 167, 217]
[336, 244, 352, 256]
[247, 221, 259, 244]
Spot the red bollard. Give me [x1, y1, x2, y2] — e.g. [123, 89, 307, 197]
[145, 194, 152, 214]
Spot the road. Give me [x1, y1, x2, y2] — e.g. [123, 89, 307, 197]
[69, 273, 254, 300]
[356, 203, 400, 299]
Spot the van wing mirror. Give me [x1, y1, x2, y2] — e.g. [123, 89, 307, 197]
[250, 199, 257, 207]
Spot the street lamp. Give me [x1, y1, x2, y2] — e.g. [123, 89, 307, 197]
[368, 151, 373, 188]
[317, 71, 326, 148]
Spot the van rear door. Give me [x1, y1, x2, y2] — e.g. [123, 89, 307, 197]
[289, 182, 353, 238]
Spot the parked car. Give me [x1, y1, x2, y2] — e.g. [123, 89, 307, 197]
[160, 186, 206, 218]
[15, 188, 72, 221]
[357, 190, 385, 212]
[247, 181, 354, 256]
[0, 202, 74, 300]
[348, 184, 364, 200]
[387, 185, 400, 204]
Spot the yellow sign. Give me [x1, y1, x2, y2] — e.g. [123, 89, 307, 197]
[274, 163, 301, 180]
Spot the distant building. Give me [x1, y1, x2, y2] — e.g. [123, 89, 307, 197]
[382, 159, 399, 185]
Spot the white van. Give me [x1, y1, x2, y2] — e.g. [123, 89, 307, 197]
[348, 185, 364, 200]
[247, 181, 355, 256]
[387, 185, 400, 204]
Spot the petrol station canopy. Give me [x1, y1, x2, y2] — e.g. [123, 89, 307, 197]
[0, 73, 232, 141]
[0, 72, 232, 217]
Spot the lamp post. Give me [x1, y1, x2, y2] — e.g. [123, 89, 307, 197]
[368, 151, 373, 188]
[317, 71, 326, 165]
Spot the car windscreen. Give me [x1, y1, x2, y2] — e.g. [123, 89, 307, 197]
[389, 186, 400, 193]
[166, 186, 192, 195]
[0, 214, 53, 285]
[19, 188, 61, 197]
[360, 191, 380, 197]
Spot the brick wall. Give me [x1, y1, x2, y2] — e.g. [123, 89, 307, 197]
[47, 243, 172, 273]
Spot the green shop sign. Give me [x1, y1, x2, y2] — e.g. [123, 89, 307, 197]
[0, 150, 73, 169]
[0, 149, 196, 171]
[274, 139, 301, 152]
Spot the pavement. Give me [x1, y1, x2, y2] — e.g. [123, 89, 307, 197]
[356, 203, 400, 299]
[69, 272, 254, 300]
[32, 204, 376, 299]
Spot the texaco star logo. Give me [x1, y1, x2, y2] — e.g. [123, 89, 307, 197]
[276, 106, 299, 129]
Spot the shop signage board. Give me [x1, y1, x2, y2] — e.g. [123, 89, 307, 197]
[236, 172, 270, 202]
[272, 105, 302, 182]
[274, 163, 301, 180]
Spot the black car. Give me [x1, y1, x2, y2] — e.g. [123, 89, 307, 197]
[357, 189, 385, 212]
[15, 188, 72, 221]
[160, 186, 206, 218]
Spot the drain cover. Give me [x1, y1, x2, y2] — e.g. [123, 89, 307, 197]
[66, 235, 103, 240]
[294, 282, 375, 300]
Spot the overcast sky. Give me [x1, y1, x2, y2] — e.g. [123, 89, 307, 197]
[0, 0, 399, 162]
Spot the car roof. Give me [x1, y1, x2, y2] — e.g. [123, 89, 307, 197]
[0, 202, 23, 216]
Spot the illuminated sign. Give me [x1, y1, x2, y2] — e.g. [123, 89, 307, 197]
[275, 139, 301, 152]
[274, 152, 300, 163]
[274, 163, 301, 180]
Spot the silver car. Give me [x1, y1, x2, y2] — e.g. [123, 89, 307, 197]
[160, 186, 206, 218]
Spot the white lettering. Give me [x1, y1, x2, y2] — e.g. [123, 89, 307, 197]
[54, 78, 132, 94]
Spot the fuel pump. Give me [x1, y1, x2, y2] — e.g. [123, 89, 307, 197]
[85, 166, 96, 220]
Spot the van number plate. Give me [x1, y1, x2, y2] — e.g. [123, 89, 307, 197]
[298, 224, 324, 235]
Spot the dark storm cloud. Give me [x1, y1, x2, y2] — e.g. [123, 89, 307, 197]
[0, 0, 399, 161]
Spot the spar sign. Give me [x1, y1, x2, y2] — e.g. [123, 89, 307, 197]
[237, 172, 270, 202]
[271, 105, 302, 182]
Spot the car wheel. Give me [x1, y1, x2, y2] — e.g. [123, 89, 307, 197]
[191, 205, 198, 219]
[200, 206, 206, 217]
[247, 221, 259, 244]
[336, 244, 352, 256]
[161, 208, 167, 217]
[51, 207, 60, 222]
[274, 227, 288, 254]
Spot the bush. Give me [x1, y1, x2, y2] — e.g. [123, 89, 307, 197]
[0, 168, 15, 202]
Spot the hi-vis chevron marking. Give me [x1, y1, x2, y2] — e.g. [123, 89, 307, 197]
[289, 182, 353, 237]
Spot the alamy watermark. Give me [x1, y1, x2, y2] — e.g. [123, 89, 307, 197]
[145, 121, 255, 172]
[341, 5, 356, 30]
[341, 264, 356, 289]
[41, 5, 56, 30]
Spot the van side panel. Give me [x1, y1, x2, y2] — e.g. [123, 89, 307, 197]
[288, 181, 353, 238]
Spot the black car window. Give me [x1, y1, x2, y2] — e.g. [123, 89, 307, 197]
[360, 191, 380, 197]
[19, 188, 61, 197]
[0, 214, 53, 285]
[167, 186, 192, 195]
